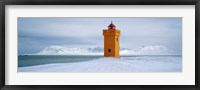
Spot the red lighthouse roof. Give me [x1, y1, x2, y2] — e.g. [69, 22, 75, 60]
[108, 21, 116, 30]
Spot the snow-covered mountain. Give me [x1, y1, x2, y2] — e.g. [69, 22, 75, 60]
[35, 46, 103, 55]
[120, 46, 181, 55]
[35, 45, 181, 55]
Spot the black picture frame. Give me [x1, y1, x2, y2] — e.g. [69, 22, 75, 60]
[0, 0, 199, 90]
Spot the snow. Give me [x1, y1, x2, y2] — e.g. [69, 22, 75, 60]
[18, 56, 182, 72]
[120, 46, 181, 55]
[35, 46, 103, 55]
[20, 45, 182, 72]
[35, 45, 181, 55]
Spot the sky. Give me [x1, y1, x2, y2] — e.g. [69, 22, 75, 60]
[18, 17, 182, 54]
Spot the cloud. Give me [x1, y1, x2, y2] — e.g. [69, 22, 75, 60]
[18, 17, 182, 54]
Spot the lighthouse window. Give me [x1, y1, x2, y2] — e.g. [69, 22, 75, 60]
[108, 49, 111, 52]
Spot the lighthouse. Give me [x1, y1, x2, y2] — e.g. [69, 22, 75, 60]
[103, 21, 121, 58]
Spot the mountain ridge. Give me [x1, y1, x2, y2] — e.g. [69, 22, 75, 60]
[35, 45, 181, 55]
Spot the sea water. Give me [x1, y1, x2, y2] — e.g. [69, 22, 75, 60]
[18, 55, 181, 67]
[18, 55, 104, 67]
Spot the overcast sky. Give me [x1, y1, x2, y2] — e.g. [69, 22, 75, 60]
[18, 17, 182, 54]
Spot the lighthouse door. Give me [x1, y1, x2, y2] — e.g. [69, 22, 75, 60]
[108, 49, 111, 52]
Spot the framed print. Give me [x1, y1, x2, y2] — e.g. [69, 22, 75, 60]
[0, 0, 200, 90]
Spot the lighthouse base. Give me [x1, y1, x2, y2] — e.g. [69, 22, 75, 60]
[104, 55, 120, 58]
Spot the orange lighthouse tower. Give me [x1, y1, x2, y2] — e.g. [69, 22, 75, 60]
[103, 21, 121, 58]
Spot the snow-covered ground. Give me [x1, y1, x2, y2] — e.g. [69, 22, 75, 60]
[18, 56, 182, 72]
